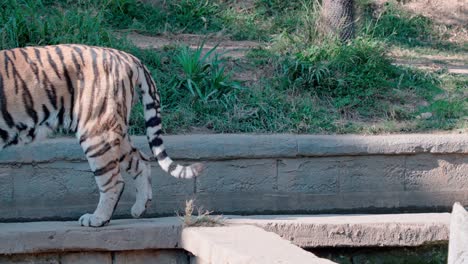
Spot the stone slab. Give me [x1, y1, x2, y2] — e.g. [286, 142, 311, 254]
[0, 217, 182, 254]
[196, 159, 277, 193]
[448, 202, 468, 264]
[61, 252, 112, 264]
[114, 250, 189, 264]
[228, 213, 450, 247]
[0, 134, 466, 163]
[181, 225, 335, 264]
[0, 214, 451, 256]
[193, 190, 468, 214]
[0, 253, 60, 264]
[0, 134, 466, 221]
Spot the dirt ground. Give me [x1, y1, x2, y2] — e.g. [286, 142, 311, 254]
[130, 0, 467, 77]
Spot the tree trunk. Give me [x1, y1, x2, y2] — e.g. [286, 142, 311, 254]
[320, 0, 355, 41]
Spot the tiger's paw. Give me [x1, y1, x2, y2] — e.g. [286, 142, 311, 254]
[79, 213, 110, 227]
[131, 199, 151, 218]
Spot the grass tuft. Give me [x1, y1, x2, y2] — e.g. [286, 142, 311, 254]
[179, 199, 225, 227]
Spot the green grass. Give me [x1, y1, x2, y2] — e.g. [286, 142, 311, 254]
[1, 0, 466, 135]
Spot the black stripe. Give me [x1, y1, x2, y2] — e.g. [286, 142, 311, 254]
[0, 128, 9, 142]
[127, 156, 134, 172]
[93, 160, 118, 176]
[19, 49, 29, 62]
[4, 134, 18, 147]
[46, 50, 61, 79]
[168, 162, 177, 174]
[57, 97, 65, 127]
[8, 50, 16, 60]
[79, 132, 88, 144]
[145, 116, 161, 127]
[41, 104, 50, 125]
[42, 71, 58, 109]
[21, 77, 38, 124]
[0, 74, 15, 127]
[55, 46, 75, 128]
[149, 137, 163, 148]
[84, 140, 106, 155]
[100, 170, 121, 192]
[3, 53, 10, 78]
[96, 93, 108, 117]
[88, 138, 120, 158]
[28, 128, 35, 140]
[33, 48, 44, 66]
[119, 153, 127, 162]
[156, 150, 168, 160]
[20, 49, 39, 82]
[72, 46, 85, 65]
[84, 48, 99, 123]
[132, 171, 143, 180]
[145, 102, 156, 110]
[15, 123, 27, 131]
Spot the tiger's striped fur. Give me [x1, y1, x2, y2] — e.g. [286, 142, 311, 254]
[0, 45, 203, 227]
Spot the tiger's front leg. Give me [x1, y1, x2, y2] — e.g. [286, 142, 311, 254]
[79, 133, 125, 227]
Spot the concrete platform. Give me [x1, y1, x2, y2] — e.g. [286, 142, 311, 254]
[0, 213, 450, 256]
[182, 225, 335, 264]
[227, 213, 451, 247]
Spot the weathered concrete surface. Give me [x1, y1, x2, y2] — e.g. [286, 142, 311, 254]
[0, 251, 188, 264]
[448, 203, 468, 264]
[114, 250, 189, 264]
[228, 213, 451, 247]
[181, 225, 335, 264]
[0, 213, 450, 256]
[61, 252, 112, 264]
[0, 217, 182, 254]
[1, 134, 466, 163]
[0, 134, 467, 220]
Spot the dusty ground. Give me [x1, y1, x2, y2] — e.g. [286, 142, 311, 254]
[128, 32, 467, 76]
[130, 0, 467, 76]
[391, 49, 468, 74]
[402, 0, 467, 27]
[128, 32, 261, 59]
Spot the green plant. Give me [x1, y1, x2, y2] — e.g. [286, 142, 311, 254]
[169, 0, 221, 32]
[362, 1, 435, 47]
[170, 42, 242, 103]
[0, 0, 114, 49]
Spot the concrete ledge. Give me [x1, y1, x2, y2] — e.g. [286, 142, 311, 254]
[228, 213, 451, 247]
[1, 134, 467, 220]
[0, 134, 466, 163]
[0, 218, 182, 254]
[448, 203, 468, 264]
[0, 213, 450, 255]
[0, 250, 189, 264]
[182, 225, 334, 264]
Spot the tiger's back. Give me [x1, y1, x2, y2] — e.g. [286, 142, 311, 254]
[0, 45, 203, 227]
[0, 45, 137, 146]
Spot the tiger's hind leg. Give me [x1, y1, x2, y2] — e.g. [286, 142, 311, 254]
[119, 137, 152, 218]
[78, 132, 125, 227]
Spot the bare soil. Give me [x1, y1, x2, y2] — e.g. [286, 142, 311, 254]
[391, 49, 468, 74]
[129, 0, 467, 76]
[128, 32, 261, 59]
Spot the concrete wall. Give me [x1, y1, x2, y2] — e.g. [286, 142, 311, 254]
[0, 134, 467, 221]
[0, 250, 189, 264]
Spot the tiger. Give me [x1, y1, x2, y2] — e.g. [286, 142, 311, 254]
[0, 44, 204, 227]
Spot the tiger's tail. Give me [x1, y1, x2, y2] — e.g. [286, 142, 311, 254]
[138, 65, 203, 179]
